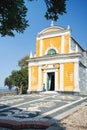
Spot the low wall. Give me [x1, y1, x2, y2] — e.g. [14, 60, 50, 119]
[0, 91, 17, 97]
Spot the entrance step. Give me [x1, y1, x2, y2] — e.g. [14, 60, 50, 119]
[41, 91, 58, 94]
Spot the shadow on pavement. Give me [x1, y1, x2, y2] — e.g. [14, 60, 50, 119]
[0, 104, 66, 129]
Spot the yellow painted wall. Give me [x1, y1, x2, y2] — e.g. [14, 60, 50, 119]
[64, 62, 74, 91]
[36, 40, 40, 57]
[64, 34, 70, 53]
[35, 34, 70, 58]
[31, 66, 38, 91]
[42, 38, 50, 55]
[42, 36, 61, 55]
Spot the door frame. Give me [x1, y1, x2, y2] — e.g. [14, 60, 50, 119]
[44, 68, 58, 91]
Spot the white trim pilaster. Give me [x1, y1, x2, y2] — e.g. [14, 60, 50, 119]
[60, 63, 64, 91]
[27, 65, 31, 93]
[45, 72, 47, 90]
[55, 71, 58, 91]
[76, 45, 78, 52]
[61, 35, 64, 53]
[69, 36, 71, 53]
[74, 61, 80, 92]
[37, 66, 42, 91]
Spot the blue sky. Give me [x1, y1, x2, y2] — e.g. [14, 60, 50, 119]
[0, 0, 87, 87]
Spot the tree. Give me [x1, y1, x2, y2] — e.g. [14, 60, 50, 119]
[18, 55, 29, 69]
[0, 0, 28, 37]
[0, 0, 67, 37]
[4, 77, 13, 90]
[4, 69, 28, 94]
[4, 55, 29, 94]
[18, 55, 29, 94]
[44, 0, 67, 21]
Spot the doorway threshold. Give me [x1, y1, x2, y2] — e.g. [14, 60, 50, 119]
[41, 91, 58, 94]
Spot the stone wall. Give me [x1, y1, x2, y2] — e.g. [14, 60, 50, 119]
[71, 38, 83, 53]
[79, 62, 87, 94]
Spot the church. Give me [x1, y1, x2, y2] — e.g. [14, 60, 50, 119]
[27, 23, 87, 94]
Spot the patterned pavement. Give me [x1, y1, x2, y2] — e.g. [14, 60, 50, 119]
[0, 92, 87, 129]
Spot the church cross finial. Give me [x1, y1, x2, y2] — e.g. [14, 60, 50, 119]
[51, 21, 54, 26]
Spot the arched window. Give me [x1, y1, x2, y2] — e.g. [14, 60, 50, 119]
[47, 49, 57, 55]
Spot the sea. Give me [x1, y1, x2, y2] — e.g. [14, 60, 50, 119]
[0, 87, 9, 91]
[0, 87, 15, 92]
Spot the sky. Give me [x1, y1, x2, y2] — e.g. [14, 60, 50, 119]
[0, 0, 87, 87]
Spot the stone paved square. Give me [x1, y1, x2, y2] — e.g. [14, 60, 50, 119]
[0, 93, 87, 123]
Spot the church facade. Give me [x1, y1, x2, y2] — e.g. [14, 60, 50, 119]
[27, 25, 87, 93]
